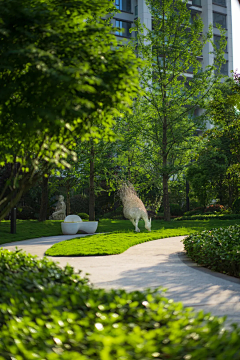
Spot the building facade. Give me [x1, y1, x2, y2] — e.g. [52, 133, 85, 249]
[113, 0, 233, 77]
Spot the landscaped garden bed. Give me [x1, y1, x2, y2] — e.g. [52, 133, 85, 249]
[45, 219, 240, 256]
[1, 248, 240, 359]
[183, 225, 240, 278]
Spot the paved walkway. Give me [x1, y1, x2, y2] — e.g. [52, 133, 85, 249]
[2, 234, 240, 328]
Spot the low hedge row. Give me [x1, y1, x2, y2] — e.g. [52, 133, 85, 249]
[183, 225, 240, 278]
[174, 214, 240, 221]
[1, 249, 240, 359]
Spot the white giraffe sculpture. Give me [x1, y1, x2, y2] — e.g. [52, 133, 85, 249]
[119, 183, 151, 232]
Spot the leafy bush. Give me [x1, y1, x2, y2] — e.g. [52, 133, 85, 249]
[1, 249, 240, 359]
[174, 214, 240, 221]
[101, 208, 124, 219]
[204, 204, 225, 213]
[77, 212, 89, 220]
[70, 194, 89, 214]
[232, 198, 240, 214]
[183, 225, 240, 278]
[170, 203, 183, 216]
[17, 206, 35, 220]
[184, 207, 205, 216]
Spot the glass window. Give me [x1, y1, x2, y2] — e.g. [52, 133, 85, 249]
[213, 12, 227, 28]
[214, 35, 227, 52]
[115, 0, 131, 12]
[220, 62, 228, 75]
[115, 20, 131, 38]
[192, 0, 201, 6]
[213, 0, 226, 6]
[135, 5, 138, 16]
[215, 61, 228, 75]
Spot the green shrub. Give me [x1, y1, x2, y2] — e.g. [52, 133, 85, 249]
[170, 203, 183, 216]
[174, 214, 240, 221]
[183, 225, 240, 278]
[77, 212, 89, 220]
[1, 249, 240, 359]
[232, 198, 240, 214]
[204, 204, 225, 213]
[17, 206, 35, 220]
[184, 207, 205, 216]
[70, 194, 89, 214]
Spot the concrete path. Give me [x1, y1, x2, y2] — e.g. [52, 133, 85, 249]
[2, 234, 240, 328]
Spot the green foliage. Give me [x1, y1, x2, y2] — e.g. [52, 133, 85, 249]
[78, 213, 89, 220]
[128, 0, 226, 220]
[170, 204, 183, 216]
[17, 206, 36, 220]
[184, 207, 205, 216]
[0, 0, 140, 220]
[204, 204, 226, 213]
[70, 194, 89, 215]
[2, 249, 240, 359]
[232, 198, 240, 214]
[183, 225, 240, 278]
[175, 214, 240, 221]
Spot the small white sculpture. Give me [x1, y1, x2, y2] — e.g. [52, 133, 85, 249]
[119, 183, 151, 232]
[64, 215, 82, 223]
[49, 195, 66, 220]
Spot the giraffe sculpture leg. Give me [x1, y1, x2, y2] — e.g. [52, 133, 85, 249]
[135, 218, 140, 232]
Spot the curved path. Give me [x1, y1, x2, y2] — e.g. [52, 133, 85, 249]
[2, 234, 240, 327]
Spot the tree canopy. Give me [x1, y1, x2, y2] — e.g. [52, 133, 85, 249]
[0, 0, 141, 220]
[127, 0, 227, 220]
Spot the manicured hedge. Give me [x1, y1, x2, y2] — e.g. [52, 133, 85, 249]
[183, 225, 240, 278]
[174, 214, 240, 221]
[1, 249, 240, 359]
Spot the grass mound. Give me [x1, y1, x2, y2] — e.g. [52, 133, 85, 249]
[183, 225, 240, 278]
[1, 248, 240, 359]
[45, 219, 240, 257]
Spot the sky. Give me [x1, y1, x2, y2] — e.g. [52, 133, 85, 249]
[231, 0, 240, 73]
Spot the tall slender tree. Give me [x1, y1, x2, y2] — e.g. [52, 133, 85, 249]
[131, 0, 227, 220]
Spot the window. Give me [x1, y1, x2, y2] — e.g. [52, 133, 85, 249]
[115, 20, 131, 38]
[213, 12, 227, 28]
[115, 0, 131, 12]
[213, 0, 226, 6]
[192, 0, 201, 6]
[214, 35, 227, 52]
[190, 11, 199, 24]
[220, 61, 228, 75]
[215, 60, 228, 75]
[135, 5, 138, 16]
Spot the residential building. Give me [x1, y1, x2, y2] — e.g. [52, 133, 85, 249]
[113, 0, 233, 129]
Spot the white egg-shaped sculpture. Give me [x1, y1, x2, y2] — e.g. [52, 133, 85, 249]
[64, 215, 82, 223]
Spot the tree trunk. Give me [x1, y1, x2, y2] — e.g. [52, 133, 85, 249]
[186, 180, 190, 212]
[66, 180, 71, 215]
[162, 113, 171, 221]
[163, 172, 170, 221]
[89, 144, 95, 221]
[228, 174, 232, 207]
[39, 175, 49, 221]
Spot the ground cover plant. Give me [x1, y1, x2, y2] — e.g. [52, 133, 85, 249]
[45, 219, 240, 256]
[1, 248, 240, 360]
[183, 225, 240, 278]
[174, 214, 240, 221]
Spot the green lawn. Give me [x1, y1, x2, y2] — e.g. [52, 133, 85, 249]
[45, 218, 240, 256]
[2, 218, 240, 256]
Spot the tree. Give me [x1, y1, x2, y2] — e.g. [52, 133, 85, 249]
[0, 0, 141, 221]
[130, 0, 227, 220]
